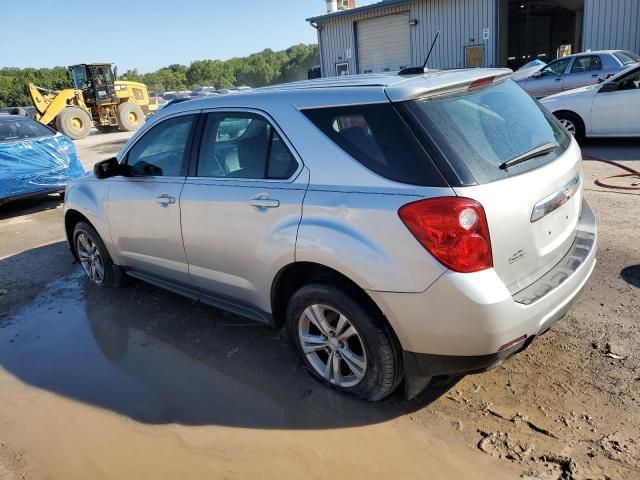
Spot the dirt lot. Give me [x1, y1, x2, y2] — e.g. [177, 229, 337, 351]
[0, 133, 638, 480]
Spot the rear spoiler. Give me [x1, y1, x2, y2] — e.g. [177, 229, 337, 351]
[385, 69, 513, 102]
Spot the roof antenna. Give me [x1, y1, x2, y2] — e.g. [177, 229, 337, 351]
[399, 31, 440, 76]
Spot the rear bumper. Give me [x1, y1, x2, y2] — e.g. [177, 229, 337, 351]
[403, 275, 585, 378]
[368, 198, 597, 363]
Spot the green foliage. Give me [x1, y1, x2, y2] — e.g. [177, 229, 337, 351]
[128, 43, 319, 92]
[0, 67, 72, 108]
[0, 44, 319, 107]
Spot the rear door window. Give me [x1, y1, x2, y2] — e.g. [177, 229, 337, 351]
[402, 79, 571, 184]
[302, 103, 445, 186]
[571, 55, 602, 73]
[196, 112, 298, 180]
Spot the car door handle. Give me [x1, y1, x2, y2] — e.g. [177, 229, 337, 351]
[555, 78, 562, 82]
[249, 195, 279, 208]
[155, 194, 175, 206]
[591, 74, 599, 77]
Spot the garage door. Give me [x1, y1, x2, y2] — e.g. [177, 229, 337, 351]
[357, 13, 411, 74]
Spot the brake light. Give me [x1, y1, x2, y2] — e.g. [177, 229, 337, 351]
[398, 197, 493, 273]
[468, 76, 495, 91]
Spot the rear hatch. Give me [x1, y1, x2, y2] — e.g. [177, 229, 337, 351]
[398, 75, 581, 293]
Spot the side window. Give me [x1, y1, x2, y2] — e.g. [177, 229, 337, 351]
[541, 58, 570, 76]
[617, 70, 640, 91]
[571, 55, 602, 73]
[303, 103, 443, 186]
[196, 113, 297, 179]
[126, 115, 195, 177]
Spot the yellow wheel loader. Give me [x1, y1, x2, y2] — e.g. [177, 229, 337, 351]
[28, 63, 158, 140]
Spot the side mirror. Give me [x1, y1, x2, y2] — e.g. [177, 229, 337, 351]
[94, 157, 123, 179]
[532, 71, 543, 78]
[599, 81, 619, 93]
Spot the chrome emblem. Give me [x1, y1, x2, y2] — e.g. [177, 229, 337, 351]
[531, 174, 580, 223]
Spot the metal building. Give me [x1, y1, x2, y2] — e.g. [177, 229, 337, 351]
[307, 0, 640, 77]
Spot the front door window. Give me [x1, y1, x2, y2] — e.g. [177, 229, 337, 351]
[540, 58, 571, 76]
[126, 115, 195, 177]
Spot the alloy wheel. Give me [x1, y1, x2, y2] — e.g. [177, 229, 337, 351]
[559, 118, 576, 136]
[298, 304, 367, 388]
[76, 233, 105, 285]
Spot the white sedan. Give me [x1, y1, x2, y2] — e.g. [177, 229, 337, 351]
[540, 64, 640, 141]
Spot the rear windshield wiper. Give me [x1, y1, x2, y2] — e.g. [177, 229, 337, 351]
[499, 142, 559, 170]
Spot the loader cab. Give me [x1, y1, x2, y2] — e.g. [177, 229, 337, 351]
[69, 63, 115, 106]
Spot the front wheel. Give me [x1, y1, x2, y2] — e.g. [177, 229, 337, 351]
[56, 106, 92, 140]
[73, 222, 123, 288]
[286, 283, 403, 401]
[554, 111, 585, 142]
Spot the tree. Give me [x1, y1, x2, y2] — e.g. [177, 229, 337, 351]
[0, 43, 320, 106]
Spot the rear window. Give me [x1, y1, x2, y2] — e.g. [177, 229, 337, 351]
[614, 51, 640, 66]
[302, 103, 445, 186]
[402, 79, 571, 184]
[0, 118, 55, 142]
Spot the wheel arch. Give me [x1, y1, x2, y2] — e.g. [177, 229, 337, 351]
[64, 209, 95, 259]
[552, 109, 588, 140]
[270, 262, 397, 339]
[553, 109, 586, 127]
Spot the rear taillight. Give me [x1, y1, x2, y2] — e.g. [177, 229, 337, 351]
[398, 197, 493, 273]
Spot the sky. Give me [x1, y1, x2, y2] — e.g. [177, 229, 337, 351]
[1, 0, 326, 72]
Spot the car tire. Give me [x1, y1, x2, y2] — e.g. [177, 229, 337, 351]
[73, 221, 123, 288]
[554, 111, 585, 143]
[116, 102, 144, 131]
[56, 106, 92, 140]
[9, 107, 27, 116]
[286, 283, 403, 401]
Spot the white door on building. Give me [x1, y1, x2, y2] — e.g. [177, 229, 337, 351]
[357, 13, 411, 74]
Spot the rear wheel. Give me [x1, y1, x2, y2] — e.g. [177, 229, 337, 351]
[554, 111, 585, 142]
[73, 222, 123, 288]
[116, 102, 144, 131]
[56, 106, 92, 140]
[286, 283, 403, 401]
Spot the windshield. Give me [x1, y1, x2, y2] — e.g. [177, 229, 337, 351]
[0, 118, 55, 142]
[403, 79, 571, 184]
[70, 65, 89, 89]
[614, 51, 640, 66]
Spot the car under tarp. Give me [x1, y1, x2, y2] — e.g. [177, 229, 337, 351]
[0, 134, 84, 203]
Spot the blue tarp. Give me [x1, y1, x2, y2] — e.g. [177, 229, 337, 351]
[0, 134, 84, 201]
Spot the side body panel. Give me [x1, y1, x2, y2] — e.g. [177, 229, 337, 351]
[590, 87, 640, 135]
[296, 190, 449, 293]
[63, 178, 120, 263]
[108, 176, 189, 283]
[180, 169, 309, 313]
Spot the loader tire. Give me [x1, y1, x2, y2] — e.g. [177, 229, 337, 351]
[56, 107, 92, 140]
[116, 102, 144, 131]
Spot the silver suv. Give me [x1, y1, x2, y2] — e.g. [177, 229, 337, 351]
[64, 69, 597, 401]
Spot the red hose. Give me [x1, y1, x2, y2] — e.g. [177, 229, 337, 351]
[582, 153, 640, 191]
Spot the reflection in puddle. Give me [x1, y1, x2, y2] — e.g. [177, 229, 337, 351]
[0, 274, 424, 429]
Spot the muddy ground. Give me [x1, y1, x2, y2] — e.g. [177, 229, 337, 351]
[0, 133, 638, 480]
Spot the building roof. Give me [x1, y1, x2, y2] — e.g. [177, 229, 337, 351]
[306, 0, 413, 23]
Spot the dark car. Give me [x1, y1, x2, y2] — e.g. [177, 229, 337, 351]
[0, 115, 84, 205]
